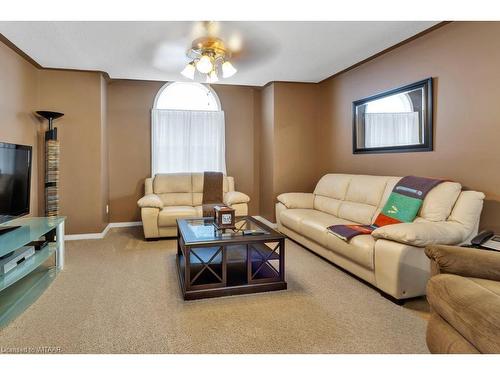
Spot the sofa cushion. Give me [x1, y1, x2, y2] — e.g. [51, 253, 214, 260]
[158, 206, 197, 227]
[280, 209, 355, 247]
[279, 209, 321, 234]
[338, 201, 377, 225]
[158, 193, 193, 207]
[448, 190, 485, 232]
[313, 195, 342, 217]
[419, 181, 462, 221]
[427, 274, 500, 353]
[326, 232, 376, 270]
[337, 175, 392, 225]
[313, 174, 351, 200]
[344, 175, 389, 206]
[300, 214, 355, 248]
[154, 173, 192, 194]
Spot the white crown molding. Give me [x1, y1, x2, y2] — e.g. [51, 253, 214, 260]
[65, 222, 142, 241]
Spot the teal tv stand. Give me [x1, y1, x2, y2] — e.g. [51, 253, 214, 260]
[0, 216, 65, 327]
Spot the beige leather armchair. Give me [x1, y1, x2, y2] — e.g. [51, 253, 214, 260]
[425, 245, 500, 353]
[138, 173, 250, 239]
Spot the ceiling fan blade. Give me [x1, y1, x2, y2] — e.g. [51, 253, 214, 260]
[151, 42, 189, 71]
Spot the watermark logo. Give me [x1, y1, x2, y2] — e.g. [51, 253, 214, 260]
[0, 346, 62, 354]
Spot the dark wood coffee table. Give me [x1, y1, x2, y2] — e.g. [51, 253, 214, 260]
[176, 216, 286, 300]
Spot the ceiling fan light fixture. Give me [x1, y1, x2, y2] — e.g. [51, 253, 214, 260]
[180, 62, 196, 79]
[206, 70, 219, 83]
[195, 55, 213, 74]
[222, 61, 237, 78]
[181, 31, 238, 82]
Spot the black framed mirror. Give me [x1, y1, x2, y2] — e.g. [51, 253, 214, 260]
[352, 78, 433, 154]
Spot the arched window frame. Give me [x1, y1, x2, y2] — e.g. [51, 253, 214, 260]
[365, 93, 413, 114]
[152, 82, 222, 111]
[151, 82, 226, 176]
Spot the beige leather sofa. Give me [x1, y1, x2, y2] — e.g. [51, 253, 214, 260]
[276, 174, 485, 301]
[138, 173, 250, 239]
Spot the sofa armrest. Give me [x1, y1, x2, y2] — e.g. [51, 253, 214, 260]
[137, 194, 163, 209]
[425, 244, 500, 281]
[372, 221, 469, 247]
[224, 191, 250, 206]
[374, 239, 430, 299]
[276, 193, 314, 209]
[141, 207, 160, 239]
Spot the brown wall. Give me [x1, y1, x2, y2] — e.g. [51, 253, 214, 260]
[100, 75, 109, 228]
[37, 70, 108, 234]
[274, 82, 322, 196]
[107, 80, 162, 223]
[258, 82, 323, 221]
[259, 84, 275, 220]
[3, 21, 500, 233]
[0, 41, 39, 217]
[107, 80, 261, 223]
[318, 21, 500, 232]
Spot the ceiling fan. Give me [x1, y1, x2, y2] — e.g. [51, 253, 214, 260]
[180, 21, 237, 83]
[152, 21, 277, 83]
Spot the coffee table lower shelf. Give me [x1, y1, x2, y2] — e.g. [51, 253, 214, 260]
[176, 258, 287, 300]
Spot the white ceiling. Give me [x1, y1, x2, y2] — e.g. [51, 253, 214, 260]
[0, 21, 438, 86]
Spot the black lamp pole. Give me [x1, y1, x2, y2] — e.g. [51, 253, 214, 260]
[36, 111, 64, 141]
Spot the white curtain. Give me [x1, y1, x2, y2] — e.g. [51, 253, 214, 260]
[151, 109, 226, 175]
[364, 112, 420, 148]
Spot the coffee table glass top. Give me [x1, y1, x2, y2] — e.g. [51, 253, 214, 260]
[178, 216, 282, 244]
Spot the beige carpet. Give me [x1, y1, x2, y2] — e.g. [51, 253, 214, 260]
[0, 227, 429, 353]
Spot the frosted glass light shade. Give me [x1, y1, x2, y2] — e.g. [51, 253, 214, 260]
[180, 62, 195, 79]
[196, 55, 213, 74]
[222, 61, 237, 78]
[206, 70, 219, 83]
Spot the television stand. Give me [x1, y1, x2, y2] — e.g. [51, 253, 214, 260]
[0, 226, 21, 236]
[0, 217, 65, 327]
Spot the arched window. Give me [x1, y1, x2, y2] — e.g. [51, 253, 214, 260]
[154, 82, 221, 111]
[365, 93, 413, 113]
[364, 93, 419, 148]
[151, 82, 226, 175]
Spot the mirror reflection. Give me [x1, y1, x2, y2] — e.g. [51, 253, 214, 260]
[353, 78, 433, 153]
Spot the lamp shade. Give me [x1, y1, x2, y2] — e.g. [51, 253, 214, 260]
[196, 55, 213, 74]
[180, 62, 195, 79]
[222, 61, 237, 78]
[206, 70, 219, 83]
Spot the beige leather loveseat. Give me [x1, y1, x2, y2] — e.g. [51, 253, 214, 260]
[138, 173, 250, 239]
[276, 174, 485, 302]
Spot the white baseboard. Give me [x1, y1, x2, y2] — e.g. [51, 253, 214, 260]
[66, 218, 276, 241]
[109, 221, 142, 228]
[253, 215, 277, 229]
[65, 221, 142, 241]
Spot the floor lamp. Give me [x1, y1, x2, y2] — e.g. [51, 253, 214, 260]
[36, 111, 64, 218]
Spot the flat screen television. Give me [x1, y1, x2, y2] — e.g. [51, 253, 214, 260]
[0, 142, 32, 225]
